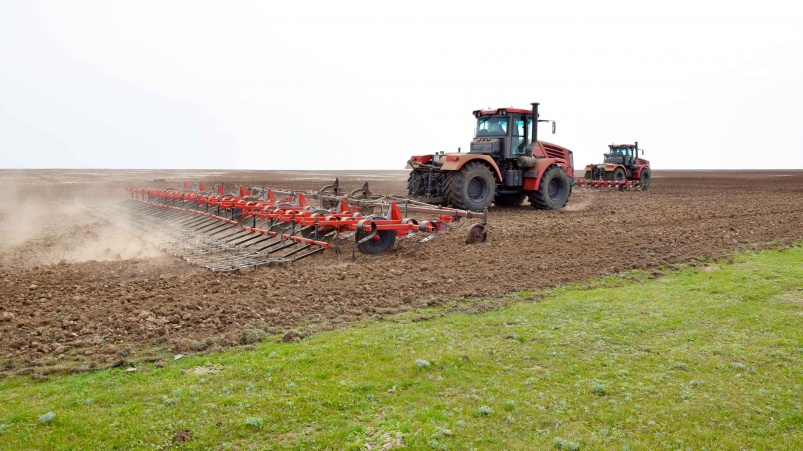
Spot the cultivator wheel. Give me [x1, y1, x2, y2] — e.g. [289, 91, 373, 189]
[356, 229, 396, 255]
[93, 179, 489, 272]
[466, 223, 488, 244]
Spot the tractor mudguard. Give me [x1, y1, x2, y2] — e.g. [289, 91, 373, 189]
[522, 159, 570, 191]
[439, 154, 502, 181]
[405, 155, 433, 169]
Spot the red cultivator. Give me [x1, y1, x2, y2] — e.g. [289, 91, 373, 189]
[109, 179, 488, 272]
[574, 178, 646, 190]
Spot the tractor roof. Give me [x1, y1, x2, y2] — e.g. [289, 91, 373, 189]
[609, 143, 636, 148]
[473, 107, 532, 117]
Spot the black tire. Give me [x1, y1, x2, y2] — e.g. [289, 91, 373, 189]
[527, 166, 571, 210]
[639, 168, 651, 190]
[443, 162, 496, 211]
[356, 229, 395, 255]
[584, 170, 593, 180]
[407, 170, 426, 197]
[613, 167, 626, 181]
[494, 192, 526, 207]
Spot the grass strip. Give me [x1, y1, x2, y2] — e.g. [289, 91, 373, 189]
[1, 245, 801, 450]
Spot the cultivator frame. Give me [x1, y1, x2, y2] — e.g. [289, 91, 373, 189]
[574, 178, 645, 190]
[103, 179, 488, 272]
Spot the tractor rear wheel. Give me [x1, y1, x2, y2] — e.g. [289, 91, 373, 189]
[493, 192, 526, 207]
[639, 168, 651, 190]
[407, 170, 426, 197]
[356, 229, 395, 255]
[528, 166, 571, 210]
[444, 162, 496, 211]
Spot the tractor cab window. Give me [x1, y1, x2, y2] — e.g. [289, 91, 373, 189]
[607, 146, 634, 164]
[610, 146, 634, 156]
[511, 118, 531, 155]
[476, 116, 508, 137]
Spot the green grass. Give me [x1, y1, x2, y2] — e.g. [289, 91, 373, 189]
[1, 245, 802, 450]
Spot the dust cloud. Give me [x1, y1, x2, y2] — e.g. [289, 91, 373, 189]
[0, 170, 162, 266]
[563, 189, 596, 212]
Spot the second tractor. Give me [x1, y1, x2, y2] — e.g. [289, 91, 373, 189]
[582, 142, 651, 188]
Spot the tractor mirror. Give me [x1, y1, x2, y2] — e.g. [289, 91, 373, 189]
[552, 121, 556, 134]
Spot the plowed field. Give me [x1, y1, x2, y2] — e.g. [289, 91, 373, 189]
[1, 170, 801, 375]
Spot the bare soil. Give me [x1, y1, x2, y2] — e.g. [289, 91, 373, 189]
[1, 169, 802, 375]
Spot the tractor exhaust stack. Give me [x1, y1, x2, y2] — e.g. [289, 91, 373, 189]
[519, 102, 540, 165]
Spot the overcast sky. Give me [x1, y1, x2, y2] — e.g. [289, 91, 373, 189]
[1, 0, 802, 170]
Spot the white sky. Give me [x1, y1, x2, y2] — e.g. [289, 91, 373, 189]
[1, 0, 802, 170]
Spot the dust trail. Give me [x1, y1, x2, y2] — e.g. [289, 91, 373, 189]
[0, 172, 162, 266]
[563, 189, 597, 212]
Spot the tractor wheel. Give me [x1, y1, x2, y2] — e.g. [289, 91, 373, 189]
[356, 229, 395, 255]
[613, 167, 626, 182]
[493, 192, 526, 207]
[584, 171, 593, 180]
[444, 162, 496, 211]
[407, 170, 426, 197]
[639, 168, 652, 190]
[528, 166, 571, 210]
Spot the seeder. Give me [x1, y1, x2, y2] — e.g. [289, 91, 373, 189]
[106, 179, 489, 272]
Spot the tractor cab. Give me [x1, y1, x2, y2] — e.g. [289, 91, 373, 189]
[469, 109, 534, 159]
[604, 144, 638, 166]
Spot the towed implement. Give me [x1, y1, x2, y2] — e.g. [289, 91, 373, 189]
[101, 180, 488, 272]
[576, 142, 651, 190]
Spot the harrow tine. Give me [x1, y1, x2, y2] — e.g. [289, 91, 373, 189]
[415, 220, 442, 252]
[289, 246, 326, 262]
[238, 234, 277, 249]
[335, 231, 357, 255]
[395, 218, 419, 249]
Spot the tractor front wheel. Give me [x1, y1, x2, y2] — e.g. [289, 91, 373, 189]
[528, 166, 571, 210]
[613, 167, 626, 181]
[444, 162, 496, 211]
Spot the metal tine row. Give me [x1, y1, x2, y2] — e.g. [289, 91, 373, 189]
[123, 202, 329, 270]
[111, 178, 489, 272]
[574, 179, 645, 190]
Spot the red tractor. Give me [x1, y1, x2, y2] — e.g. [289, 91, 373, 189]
[582, 142, 651, 189]
[406, 102, 575, 212]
